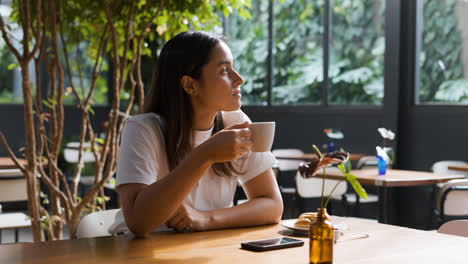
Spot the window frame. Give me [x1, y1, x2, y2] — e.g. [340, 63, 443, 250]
[225, 0, 390, 109]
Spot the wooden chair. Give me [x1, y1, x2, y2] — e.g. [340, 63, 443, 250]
[0, 169, 30, 243]
[271, 149, 304, 218]
[272, 149, 304, 194]
[436, 179, 468, 225]
[73, 209, 120, 239]
[438, 220, 468, 237]
[295, 167, 348, 215]
[432, 160, 468, 187]
[342, 156, 379, 218]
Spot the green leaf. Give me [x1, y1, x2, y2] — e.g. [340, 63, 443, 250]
[42, 100, 53, 109]
[7, 63, 18, 70]
[108, 178, 116, 186]
[343, 159, 352, 173]
[95, 138, 104, 145]
[87, 104, 95, 115]
[338, 164, 367, 199]
[311, 144, 322, 159]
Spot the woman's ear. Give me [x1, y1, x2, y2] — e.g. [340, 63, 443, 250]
[181, 75, 197, 95]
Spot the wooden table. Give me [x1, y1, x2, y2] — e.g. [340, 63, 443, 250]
[1, 217, 468, 263]
[0, 158, 27, 170]
[448, 165, 468, 172]
[274, 153, 365, 161]
[315, 169, 465, 225]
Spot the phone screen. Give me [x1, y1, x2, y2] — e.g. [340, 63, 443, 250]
[247, 237, 299, 246]
[241, 237, 304, 251]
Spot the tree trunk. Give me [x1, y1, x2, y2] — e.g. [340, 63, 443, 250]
[21, 61, 43, 242]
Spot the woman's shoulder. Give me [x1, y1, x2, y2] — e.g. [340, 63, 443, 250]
[221, 109, 251, 127]
[124, 113, 166, 138]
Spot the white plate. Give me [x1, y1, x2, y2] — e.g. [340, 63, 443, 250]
[281, 219, 348, 235]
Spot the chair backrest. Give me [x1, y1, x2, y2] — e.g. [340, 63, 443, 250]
[431, 160, 468, 176]
[64, 142, 98, 163]
[73, 209, 120, 239]
[437, 179, 468, 216]
[356, 156, 378, 170]
[295, 167, 347, 198]
[0, 169, 27, 202]
[438, 220, 468, 237]
[272, 149, 304, 171]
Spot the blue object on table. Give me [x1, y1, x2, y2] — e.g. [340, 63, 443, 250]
[377, 156, 387, 175]
[327, 141, 335, 152]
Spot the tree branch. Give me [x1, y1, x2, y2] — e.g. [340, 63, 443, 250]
[0, 16, 22, 60]
[0, 132, 27, 174]
[28, 0, 43, 61]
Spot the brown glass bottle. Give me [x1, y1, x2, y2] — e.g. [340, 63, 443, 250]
[309, 208, 334, 264]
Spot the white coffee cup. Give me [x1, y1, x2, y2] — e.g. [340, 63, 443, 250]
[250, 122, 275, 152]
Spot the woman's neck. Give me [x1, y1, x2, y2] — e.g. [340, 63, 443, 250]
[193, 108, 217, 131]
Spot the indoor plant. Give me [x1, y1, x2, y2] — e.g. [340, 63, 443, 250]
[298, 145, 367, 264]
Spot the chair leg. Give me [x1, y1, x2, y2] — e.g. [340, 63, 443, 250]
[341, 194, 348, 217]
[356, 195, 361, 217]
[15, 229, 18, 243]
[0, 230, 2, 244]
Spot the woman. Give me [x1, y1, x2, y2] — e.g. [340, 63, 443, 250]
[113, 31, 283, 236]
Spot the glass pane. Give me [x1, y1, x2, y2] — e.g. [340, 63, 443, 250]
[0, 38, 21, 104]
[62, 41, 109, 106]
[226, 0, 269, 105]
[272, 0, 323, 105]
[0, 3, 22, 104]
[418, 0, 468, 104]
[329, 0, 385, 105]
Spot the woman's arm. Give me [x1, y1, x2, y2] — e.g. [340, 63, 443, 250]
[166, 168, 283, 231]
[118, 122, 252, 236]
[206, 168, 283, 229]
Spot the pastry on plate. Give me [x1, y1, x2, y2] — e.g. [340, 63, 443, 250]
[294, 218, 311, 228]
[294, 212, 318, 228]
[298, 212, 317, 221]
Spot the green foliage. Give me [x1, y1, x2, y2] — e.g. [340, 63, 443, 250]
[0, 39, 18, 103]
[273, 0, 324, 104]
[2, 0, 251, 106]
[338, 163, 367, 199]
[420, 0, 467, 103]
[227, 0, 269, 105]
[228, 0, 385, 105]
[329, 0, 385, 104]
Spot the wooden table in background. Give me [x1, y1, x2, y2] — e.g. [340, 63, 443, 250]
[0, 158, 27, 170]
[448, 165, 468, 172]
[315, 169, 465, 225]
[1, 217, 468, 264]
[274, 153, 365, 161]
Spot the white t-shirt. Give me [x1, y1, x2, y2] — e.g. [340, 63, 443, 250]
[108, 110, 276, 234]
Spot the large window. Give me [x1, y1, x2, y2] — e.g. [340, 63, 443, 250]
[227, 0, 269, 105]
[226, 0, 385, 106]
[329, 0, 385, 105]
[0, 3, 22, 104]
[0, 38, 19, 103]
[418, 0, 468, 104]
[0, 2, 109, 106]
[61, 41, 109, 106]
[272, 0, 323, 105]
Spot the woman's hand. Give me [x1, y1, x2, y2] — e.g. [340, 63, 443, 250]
[165, 204, 210, 232]
[200, 121, 253, 163]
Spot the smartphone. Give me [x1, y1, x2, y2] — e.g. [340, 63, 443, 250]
[241, 237, 304, 252]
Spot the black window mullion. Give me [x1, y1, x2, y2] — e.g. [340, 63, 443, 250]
[322, 0, 331, 106]
[267, 0, 274, 106]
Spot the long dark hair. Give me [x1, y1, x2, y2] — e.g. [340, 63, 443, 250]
[144, 31, 241, 176]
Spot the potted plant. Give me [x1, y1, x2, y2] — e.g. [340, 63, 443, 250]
[298, 145, 367, 264]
